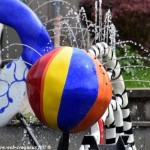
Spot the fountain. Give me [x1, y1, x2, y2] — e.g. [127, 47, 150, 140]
[0, 0, 149, 150]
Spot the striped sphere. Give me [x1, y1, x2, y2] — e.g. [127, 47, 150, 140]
[26, 46, 112, 133]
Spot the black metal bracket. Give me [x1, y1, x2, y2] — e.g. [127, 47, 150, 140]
[82, 135, 99, 150]
[57, 132, 69, 150]
[81, 135, 127, 150]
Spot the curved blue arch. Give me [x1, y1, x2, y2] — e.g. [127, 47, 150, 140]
[0, 0, 54, 68]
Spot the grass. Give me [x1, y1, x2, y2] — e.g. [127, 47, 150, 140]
[10, 113, 39, 125]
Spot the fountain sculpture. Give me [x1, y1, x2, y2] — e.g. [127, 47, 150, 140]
[0, 0, 141, 150]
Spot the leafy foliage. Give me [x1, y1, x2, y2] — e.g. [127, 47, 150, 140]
[116, 45, 144, 76]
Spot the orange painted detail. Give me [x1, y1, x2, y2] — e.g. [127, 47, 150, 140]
[71, 52, 112, 132]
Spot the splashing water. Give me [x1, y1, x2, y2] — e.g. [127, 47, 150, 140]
[0, 1, 149, 118]
[0, 2, 149, 124]
[0, 1, 149, 149]
[3, 0, 117, 55]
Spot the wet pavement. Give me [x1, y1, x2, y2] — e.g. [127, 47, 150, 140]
[0, 92, 150, 150]
[0, 124, 149, 150]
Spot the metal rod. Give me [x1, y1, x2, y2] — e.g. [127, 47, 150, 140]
[16, 113, 42, 150]
[62, 132, 69, 150]
[57, 132, 69, 150]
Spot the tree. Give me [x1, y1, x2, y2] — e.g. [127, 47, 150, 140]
[79, 0, 150, 52]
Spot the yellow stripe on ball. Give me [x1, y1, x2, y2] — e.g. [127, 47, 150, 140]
[43, 47, 73, 130]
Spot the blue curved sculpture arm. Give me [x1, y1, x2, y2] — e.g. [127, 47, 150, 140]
[0, 0, 54, 68]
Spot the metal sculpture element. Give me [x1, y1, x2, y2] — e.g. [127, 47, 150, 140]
[16, 113, 42, 150]
[0, 0, 54, 127]
[0, 1, 136, 150]
[27, 46, 112, 133]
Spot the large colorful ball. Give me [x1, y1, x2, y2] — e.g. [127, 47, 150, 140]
[26, 46, 112, 133]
